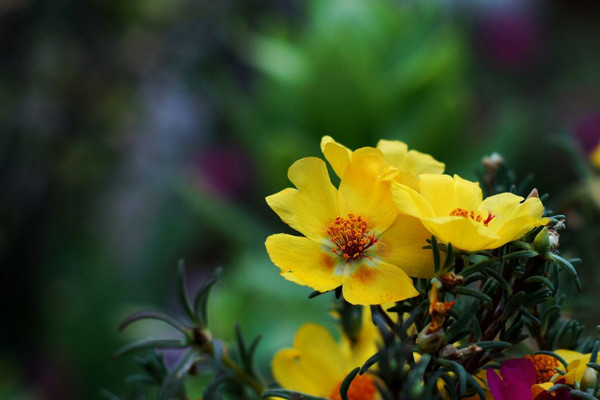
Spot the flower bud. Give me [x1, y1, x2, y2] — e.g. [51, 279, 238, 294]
[533, 227, 551, 254]
[416, 326, 444, 354]
[580, 367, 598, 392]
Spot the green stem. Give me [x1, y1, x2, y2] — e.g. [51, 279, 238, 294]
[203, 340, 266, 396]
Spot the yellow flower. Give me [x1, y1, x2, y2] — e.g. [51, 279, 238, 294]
[553, 349, 593, 386]
[321, 136, 445, 190]
[591, 141, 600, 169]
[265, 147, 434, 305]
[272, 322, 379, 400]
[391, 174, 550, 252]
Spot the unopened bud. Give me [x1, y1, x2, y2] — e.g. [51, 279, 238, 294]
[483, 153, 504, 172]
[417, 326, 444, 354]
[548, 228, 560, 250]
[533, 227, 551, 254]
[526, 188, 540, 199]
[580, 367, 598, 392]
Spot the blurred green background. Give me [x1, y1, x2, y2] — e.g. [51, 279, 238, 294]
[2, 0, 600, 398]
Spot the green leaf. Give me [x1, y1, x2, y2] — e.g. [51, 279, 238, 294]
[360, 352, 380, 375]
[549, 254, 582, 291]
[203, 373, 231, 400]
[119, 310, 189, 334]
[521, 309, 542, 325]
[339, 367, 360, 400]
[462, 259, 498, 277]
[465, 371, 486, 400]
[212, 339, 224, 372]
[525, 275, 555, 291]
[113, 339, 188, 359]
[484, 267, 511, 291]
[586, 362, 600, 372]
[590, 339, 599, 364]
[569, 390, 596, 400]
[235, 324, 248, 362]
[194, 267, 223, 327]
[502, 250, 539, 260]
[177, 260, 199, 324]
[157, 348, 202, 400]
[245, 334, 263, 371]
[438, 359, 467, 395]
[439, 373, 459, 400]
[261, 389, 329, 400]
[443, 243, 454, 271]
[431, 236, 441, 274]
[455, 287, 492, 303]
[502, 292, 526, 321]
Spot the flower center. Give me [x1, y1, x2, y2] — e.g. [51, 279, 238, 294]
[526, 354, 559, 383]
[329, 374, 377, 400]
[449, 207, 496, 226]
[328, 214, 378, 261]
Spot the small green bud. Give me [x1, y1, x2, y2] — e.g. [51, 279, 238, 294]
[416, 326, 444, 354]
[580, 367, 598, 392]
[533, 227, 551, 254]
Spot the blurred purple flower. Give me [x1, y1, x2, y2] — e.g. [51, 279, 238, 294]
[480, 10, 540, 69]
[194, 145, 253, 199]
[574, 112, 600, 155]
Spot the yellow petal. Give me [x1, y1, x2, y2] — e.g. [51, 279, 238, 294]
[375, 215, 435, 278]
[376, 139, 408, 168]
[272, 324, 346, 396]
[421, 216, 500, 251]
[400, 150, 445, 176]
[338, 148, 399, 234]
[418, 174, 483, 217]
[554, 349, 588, 365]
[266, 157, 339, 243]
[321, 136, 353, 179]
[265, 234, 343, 292]
[342, 259, 419, 305]
[554, 350, 591, 383]
[480, 194, 549, 243]
[377, 140, 444, 190]
[391, 182, 437, 219]
[532, 382, 553, 397]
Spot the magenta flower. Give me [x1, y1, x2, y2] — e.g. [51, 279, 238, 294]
[487, 358, 572, 400]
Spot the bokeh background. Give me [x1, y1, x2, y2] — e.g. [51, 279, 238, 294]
[2, 0, 600, 399]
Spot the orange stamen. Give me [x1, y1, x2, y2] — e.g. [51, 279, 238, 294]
[526, 354, 560, 383]
[449, 207, 496, 226]
[328, 214, 377, 261]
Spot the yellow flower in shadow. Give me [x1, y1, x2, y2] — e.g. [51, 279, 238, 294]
[391, 174, 549, 251]
[266, 147, 434, 304]
[272, 321, 379, 400]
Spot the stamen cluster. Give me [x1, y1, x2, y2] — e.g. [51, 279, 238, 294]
[525, 354, 560, 383]
[327, 214, 377, 260]
[449, 207, 496, 226]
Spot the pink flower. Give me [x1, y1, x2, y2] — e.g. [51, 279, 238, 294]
[487, 358, 572, 400]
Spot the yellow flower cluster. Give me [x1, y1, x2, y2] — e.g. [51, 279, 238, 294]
[265, 137, 549, 305]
